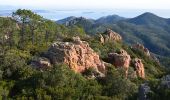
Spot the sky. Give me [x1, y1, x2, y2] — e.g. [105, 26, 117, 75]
[0, 0, 170, 9]
[0, 0, 170, 20]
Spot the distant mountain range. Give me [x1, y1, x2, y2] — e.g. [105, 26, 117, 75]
[56, 12, 170, 58]
[95, 15, 125, 24]
[57, 15, 126, 25]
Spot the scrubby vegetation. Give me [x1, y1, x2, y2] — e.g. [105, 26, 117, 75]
[0, 9, 170, 99]
[58, 13, 170, 66]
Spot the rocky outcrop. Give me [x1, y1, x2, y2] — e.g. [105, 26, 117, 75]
[132, 43, 150, 56]
[31, 57, 52, 70]
[65, 17, 94, 26]
[99, 29, 122, 43]
[132, 58, 145, 79]
[160, 75, 170, 89]
[132, 43, 160, 64]
[138, 83, 152, 100]
[99, 34, 105, 44]
[108, 49, 131, 77]
[107, 49, 146, 78]
[46, 36, 105, 75]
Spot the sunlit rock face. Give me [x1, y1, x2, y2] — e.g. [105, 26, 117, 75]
[132, 43, 150, 57]
[132, 58, 145, 79]
[99, 34, 105, 44]
[46, 36, 106, 75]
[108, 49, 131, 77]
[99, 29, 122, 43]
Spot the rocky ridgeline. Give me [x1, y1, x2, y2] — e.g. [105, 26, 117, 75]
[132, 43, 160, 64]
[31, 29, 147, 79]
[65, 17, 90, 26]
[99, 29, 122, 44]
[132, 43, 150, 57]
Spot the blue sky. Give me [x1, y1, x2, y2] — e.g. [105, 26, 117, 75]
[1, 0, 170, 20]
[0, 0, 170, 9]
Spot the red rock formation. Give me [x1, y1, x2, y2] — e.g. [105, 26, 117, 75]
[105, 29, 122, 42]
[132, 43, 150, 56]
[108, 49, 131, 77]
[46, 36, 105, 75]
[132, 58, 145, 78]
[132, 43, 160, 65]
[99, 34, 105, 44]
[99, 29, 122, 43]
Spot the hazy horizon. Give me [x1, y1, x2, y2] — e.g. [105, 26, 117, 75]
[1, 0, 170, 20]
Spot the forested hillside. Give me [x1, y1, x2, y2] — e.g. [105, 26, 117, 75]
[57, 13, 170, 67]
[0, 9, 170, 99]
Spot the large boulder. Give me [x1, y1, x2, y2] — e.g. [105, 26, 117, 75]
[108, 49, 131, 77]
[99, 29, 122, 43]
[132, 58, 145, 79]
[46, 36, 105, 75]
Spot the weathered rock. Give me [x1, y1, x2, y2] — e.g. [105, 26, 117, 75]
[160, 75, 170, 89]
[108, 49, 131, 68]
[31, 57, 52, 70]
[132, 58, 145, 79]
[138, 83, 151, 100]
[108, 49, 131, 77]
[99, 29, 122, 43]
[150, 53, 160, 64]
[132, 43, 160, 65]
[132, 43, 150, 56]
[99, 34, 105, 44]
[46, 36, 106, 75]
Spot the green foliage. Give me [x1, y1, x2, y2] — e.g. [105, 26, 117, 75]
[82, 67, 96, 76]
[0, 80, 15, 99]
[89, 37, 122, 59]
[65, 13, 170, 59]
[1, 49, 31, 79]
[0, 9, 169, 99]
[8, 64, 102, 99]
[67, 25, 86, 37]
[146, 79, 170, 100]
[102, 66, 138, 99]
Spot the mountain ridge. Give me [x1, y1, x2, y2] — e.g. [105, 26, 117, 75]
[127, 12, 170, 27]
[56, 12, 170, 59]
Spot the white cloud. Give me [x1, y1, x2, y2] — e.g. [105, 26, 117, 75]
[0, 0, 170, 9]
